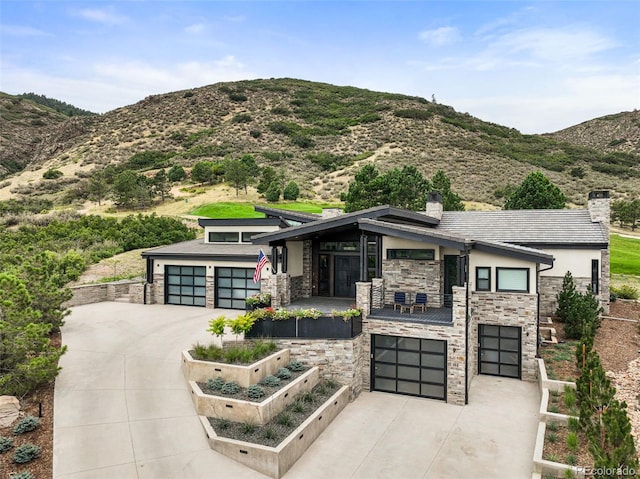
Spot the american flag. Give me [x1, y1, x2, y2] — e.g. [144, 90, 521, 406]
[253, 249, 269, 283]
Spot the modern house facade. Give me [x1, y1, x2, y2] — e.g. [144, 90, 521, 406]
[142, 191, 610, 405]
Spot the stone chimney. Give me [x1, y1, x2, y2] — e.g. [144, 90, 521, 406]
[587, 190, 610, 235]
[426, 192, 443, 220]
[321, 208, 344, 219]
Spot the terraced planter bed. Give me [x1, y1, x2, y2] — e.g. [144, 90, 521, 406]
[200, 382, 349, 479]
[182, 348, 290, 387]
[542, 421, 591, 474]
[189, 367, 320, 424]
[246, 314, 362, 339]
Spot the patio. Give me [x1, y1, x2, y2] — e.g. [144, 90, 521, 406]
[285, 297, 453, 324]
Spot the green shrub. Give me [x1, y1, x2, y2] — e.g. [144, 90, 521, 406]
[228, 93, 247, 102]
[263, 426, 276, 440]
[43, 168, 63, 180]
[9, 472, 35, 479]
[610, 284, 639, 300]
[13, 443, 40, 464]
[565, 289, 602, 340]
[283, 181, 300, 201]
[566, 431, 578, 452]
[555, 271, 576, 322]
[206, 377, 226, 391]
[0, 435, 14, 453]
[564, 386, 577, 409]
[207, 315, 227, 338]
[260, 375, 281, 387]
[247, 384, 265, 400]
[231, 113, 252, 123]
[288, 360, 305, 372]
[249, 129, 262, 138]
[217, 418, 230, 430]
[13, 416, 40, 435]
[547, 432, 558, 443]
[220, 381, 240, 395]
[277, 412, 293, 427]
[291, 399, 305, 413]
[265, 182, 281, 202]
[547, 421, 559, 432]
[276, 367, 292, 380]
[242, 422, 257, 434]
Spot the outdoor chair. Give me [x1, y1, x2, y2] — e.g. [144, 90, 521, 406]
[412, 293, 428, 312]
[393, 292, 413, 313]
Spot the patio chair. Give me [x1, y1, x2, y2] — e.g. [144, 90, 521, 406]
[412, 293, 428, 312]
[393, 292, 413, 313]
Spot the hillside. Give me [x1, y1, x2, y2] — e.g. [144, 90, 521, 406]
[548, 110, 640, 154]
[1, 79, 638, 206]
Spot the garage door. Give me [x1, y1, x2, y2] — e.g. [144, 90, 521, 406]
[165, 265, 206, 306]
[479, 325, 521, 379]
[372, 334, 447, 401]
[216, 267, 260, 310]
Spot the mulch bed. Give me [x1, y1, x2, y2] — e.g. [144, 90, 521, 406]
[543, 422, 591, 469]
[197, 368, 308, 400]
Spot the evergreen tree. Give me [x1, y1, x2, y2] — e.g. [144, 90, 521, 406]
[504, 171, 566, 209]
[283, 181, 300, 201]
[153, 169, 171, 202]
[265, 182, 281, 202]
[432, 170, 464, 211]
[257, 167, 277, 194]
[167, 164, 186, 182]
[555, 271, 577, 323]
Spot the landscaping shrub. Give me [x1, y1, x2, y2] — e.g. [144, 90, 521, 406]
[247, 384, 265, 400]
[9, 472, 35, 479]
[13, 443, 40, 464]
[206, 377, 226, 391]
[288, 360, 305, 372]
[555, 271, 576, 322]
[565, 289, 602, 340]
[260, 375, 281, 387]
[610, 284, 639, 300]
[220, 381, 240, 395]
[13, 416, 40, 435]
[275, 367, 292, 380]
[0, 435, 14, 453]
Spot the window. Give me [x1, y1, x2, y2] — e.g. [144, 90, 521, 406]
[319, 241, 359, 252]
[496, 268, 529, 293]
[208, 232, 239, 243]
[591, 259, 599, 294]
[387, 249, 435, 260]
[476, 267, 491, 291]
[241, 232, 261, 243]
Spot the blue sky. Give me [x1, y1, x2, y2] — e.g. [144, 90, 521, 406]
[1, 1, 638, 133]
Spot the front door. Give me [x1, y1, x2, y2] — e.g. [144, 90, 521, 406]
[334, 255, 359, 297]
[478, 324, 521, 379]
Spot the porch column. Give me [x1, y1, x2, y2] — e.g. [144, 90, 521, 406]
[359, 234, 368, 282]
[281, 245, 288, 274]
[355, 281, 371, 318]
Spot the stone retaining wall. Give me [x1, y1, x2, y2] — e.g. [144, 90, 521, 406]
[65, 280, 141, 307]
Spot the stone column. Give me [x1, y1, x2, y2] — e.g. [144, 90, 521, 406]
[206, 276, 215, 309]
[356, 282, 371, 318]
[371, 278, 384, 309]
[301, 240, 312, 298]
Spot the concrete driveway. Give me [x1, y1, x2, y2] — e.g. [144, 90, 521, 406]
[54, 302, 538, 479]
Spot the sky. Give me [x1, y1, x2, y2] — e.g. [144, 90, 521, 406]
[1, 1, 638, 134]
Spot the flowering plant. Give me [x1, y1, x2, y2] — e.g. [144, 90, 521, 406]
[332, 308, 362, 322]
[246, 292, 272, 307]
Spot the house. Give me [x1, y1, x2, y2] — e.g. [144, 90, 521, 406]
[142, 191, 610, 405]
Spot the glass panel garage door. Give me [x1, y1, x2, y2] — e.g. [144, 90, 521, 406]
[479, 324, 521, 379]
[372, 334, 447, 401]
[216, 267, 260, 310]
[165, 265, 207, 307]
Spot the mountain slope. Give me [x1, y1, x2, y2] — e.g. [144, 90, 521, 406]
[1, 79, 638, 206]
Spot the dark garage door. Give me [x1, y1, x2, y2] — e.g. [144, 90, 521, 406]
[372, 334, 447, 401]
[479, 324, 521, 379]
[165, 265, 206, 306]
[215, 267, 260, 309]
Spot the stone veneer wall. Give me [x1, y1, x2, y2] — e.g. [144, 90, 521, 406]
[65, 280, 141, 307]
[361, 286, 468, 406]
[382, 259, 443, 307]
[468, 292, 538, 381]
[301, 240, 312, 298]
[371, 278, 384, 309]
[290, 275, 304, 302]
[206, 277, 215, 309]
[274, 335, 365, 400]
[262, 273, 291, 308]
[539, 275, 595, 318]
[152, 273, 165, 304]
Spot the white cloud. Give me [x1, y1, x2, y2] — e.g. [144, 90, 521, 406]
[1, 25, 52, 37]
[419, 27, 461, 46]
[71, 7, 128, 26]
[185, 23, 205, 35]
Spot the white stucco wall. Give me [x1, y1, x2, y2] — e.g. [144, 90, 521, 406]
[539, 248, 601, 278]
[151, 258, 272, 279]
[382, 237, 441, 257]
[468, 250, 538, 294]
[286, 241, 304, 276]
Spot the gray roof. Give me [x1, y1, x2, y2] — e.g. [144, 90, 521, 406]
[438, 210, 607, 246]
[141, 239, 262, 260]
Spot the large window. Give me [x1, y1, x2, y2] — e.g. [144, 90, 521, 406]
[496, 267, 529, 293]
[591, 259, 599, 294]
[208, 232, 239, 243]
[241, 232, 261, 243]
[476, 267, 491, 291]
[387, 249, 435, 260]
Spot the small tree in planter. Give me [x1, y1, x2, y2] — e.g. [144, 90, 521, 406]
[208, 315, 228, 342]
[228, 314, 256, 342]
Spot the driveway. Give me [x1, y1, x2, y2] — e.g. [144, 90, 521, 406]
[54, 302, 538, 478]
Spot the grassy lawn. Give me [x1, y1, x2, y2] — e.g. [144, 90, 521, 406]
[191, 201, 343, 218]
[610, 234, 640, 275]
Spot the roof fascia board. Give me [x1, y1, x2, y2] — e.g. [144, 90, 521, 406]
[141, 253, 259, 262]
